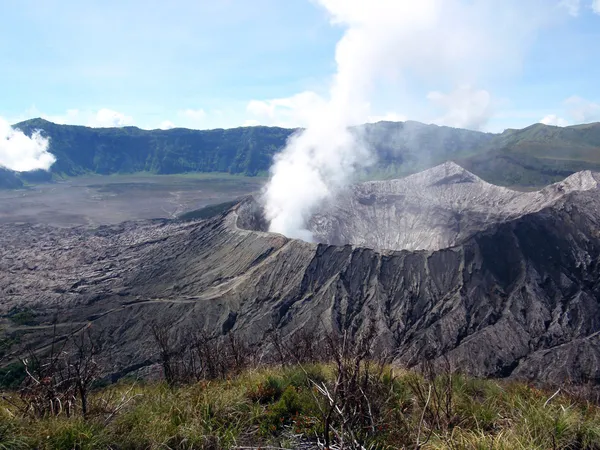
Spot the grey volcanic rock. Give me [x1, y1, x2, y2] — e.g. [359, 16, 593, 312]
[2, 163, 600, 386]
[309, 162, 600, 251]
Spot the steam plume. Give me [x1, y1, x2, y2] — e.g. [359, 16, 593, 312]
[0, 118, 55, 172]
[263, 0, 552, 241]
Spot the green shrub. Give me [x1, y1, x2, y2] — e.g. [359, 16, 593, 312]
[0, 362, 26, 390]
[285, 365, 326, 388]
[260, 386, 303, 435]
[247, 376, 284, 404]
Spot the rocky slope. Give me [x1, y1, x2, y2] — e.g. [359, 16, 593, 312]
[309, 161, 599, 251]
[2, 164, 600, 385]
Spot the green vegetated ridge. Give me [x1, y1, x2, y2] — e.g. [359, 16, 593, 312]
[14, 118, 291, 178]
[460, 122, 600, 187]
[5, 118, 600, 189]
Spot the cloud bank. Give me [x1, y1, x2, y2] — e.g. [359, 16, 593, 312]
[0, 117, 55, 172]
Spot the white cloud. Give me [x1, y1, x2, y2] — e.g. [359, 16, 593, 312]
[38, 107, 238, 131]
[565, 96, 600, 122]
[252, 1, 556, 133]
[540, 114, 570, 126]
[180, 109, 206, 121]
[21, 108, 135, 128]
[427, 85, 493, 130]
[559, 0, 581, 16]
[245, 91, 327, 128]
[367, 112, 408, 123]
[245, 92, 408, 128]
[158, 120, 176, 130]
[164, 109, 209, 129]
[561, 0, 600, 15]
[0, 117, 56, 172]
[174, 107, 259, 130]
[90, 108, 134, 127]
[42, 109, 82, 125]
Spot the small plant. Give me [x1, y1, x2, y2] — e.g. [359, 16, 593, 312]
[303, 321, 399, 450]
[259, 386, 303, 435]
[0, 421, 28, 450]
[247, 376, 284, 404]
[285, 364, 326, 388]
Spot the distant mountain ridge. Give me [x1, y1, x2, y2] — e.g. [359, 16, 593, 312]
[3, 118, 600, 189]
[461, 122, 600, 187]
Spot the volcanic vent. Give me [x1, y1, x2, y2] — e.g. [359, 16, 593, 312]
[238, 162, 600, 251]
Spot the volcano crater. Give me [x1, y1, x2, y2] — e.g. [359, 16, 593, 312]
[237, 161, 600, 252]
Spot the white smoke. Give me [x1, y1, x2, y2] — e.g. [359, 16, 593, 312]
[263, 0, 562, 241]
[427, 86, 493, 131]
[0, 117, 55, 172]
[264, 113, 370, 241]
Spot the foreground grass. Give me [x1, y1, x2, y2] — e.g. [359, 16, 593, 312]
[2, 364, 600, 449]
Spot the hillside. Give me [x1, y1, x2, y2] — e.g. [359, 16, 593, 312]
[4, 118, 491, 186]
[4, 118, 600, 189]
[6, 118, 600, 190]
[12, 118, 293, 178]
[3, 165, 600, 387]
[460, 122, 600, 187]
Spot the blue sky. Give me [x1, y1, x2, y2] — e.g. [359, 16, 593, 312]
[2, 0, 600, 132]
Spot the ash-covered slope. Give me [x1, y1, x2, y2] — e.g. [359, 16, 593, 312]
[2, 164, 600, 386]
[309, 161, 600, 251]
